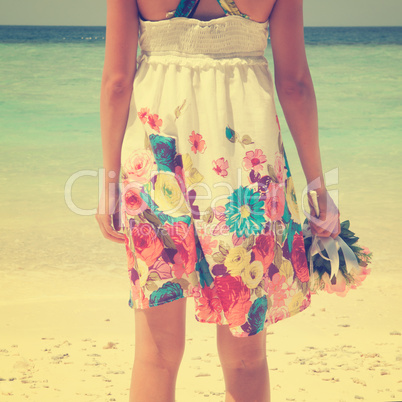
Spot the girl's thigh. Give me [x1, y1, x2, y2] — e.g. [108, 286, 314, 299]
[134, 298, 187, 363]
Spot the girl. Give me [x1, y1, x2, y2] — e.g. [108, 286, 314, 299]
[96, 0, 340, 400]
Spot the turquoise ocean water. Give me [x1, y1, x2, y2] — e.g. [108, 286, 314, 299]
[0, 26, 401, 296]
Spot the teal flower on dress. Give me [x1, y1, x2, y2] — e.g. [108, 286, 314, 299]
[282, 197, 292, 224]
[196, 244, 214, 288]
[225, 186, 265, 238]
[149, 134, 176, 172]
[282, 217, 302, 253]
[283, 149, 291, 179]
[242, 296, 268, 336]
[226, 126, 236, 143]
[149, 282, 183, 307]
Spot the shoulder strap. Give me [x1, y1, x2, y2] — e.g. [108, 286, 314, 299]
[216, 0, 249, 19]
[174, 0, 201, 18]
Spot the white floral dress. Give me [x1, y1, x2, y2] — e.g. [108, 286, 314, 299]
[120, 0, 311, 337]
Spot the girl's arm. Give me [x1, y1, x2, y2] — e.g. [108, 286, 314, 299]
[269, 0, 340, 238]
[96, 0, 139, 243]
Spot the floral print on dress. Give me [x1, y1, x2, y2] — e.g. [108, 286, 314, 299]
[189, 131, 207, 154]
[121, 105, 311, 337]
[212, 157, 229, 177]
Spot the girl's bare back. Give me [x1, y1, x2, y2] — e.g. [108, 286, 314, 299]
[136, 0, 276, 23]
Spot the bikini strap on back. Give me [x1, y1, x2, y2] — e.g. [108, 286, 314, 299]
[174, 0, 202, 18]
[174, 0, 249, 19]
[216, 0, 249, 19]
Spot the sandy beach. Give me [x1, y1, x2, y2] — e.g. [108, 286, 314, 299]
[1, 252, 401, 401]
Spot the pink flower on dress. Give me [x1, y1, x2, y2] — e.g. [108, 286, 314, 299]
[212, 157, 229, 177]
[274, 153, 285, 183]
[265, 182, 285, 221]
[199, 235, 218, 255]
[123, 149, 155, 184]
[137, 107, 150, 124]
[189, 131, 206, 154]
[242, 149, 267, 172]
[147, 113, 162, 133]
[267, 273, 287, 297]
[268, 305, 290, 324]
[187, 283, 201, 298]
[212, 205, 230, 236]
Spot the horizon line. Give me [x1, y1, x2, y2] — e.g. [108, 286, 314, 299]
[0, 23, 401, 28]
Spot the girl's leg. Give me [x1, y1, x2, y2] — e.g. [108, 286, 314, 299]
[130, 298, 187, 402]
[217, 325, 270, 402]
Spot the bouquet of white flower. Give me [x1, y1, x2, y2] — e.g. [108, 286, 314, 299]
[303, 191, 373, 297]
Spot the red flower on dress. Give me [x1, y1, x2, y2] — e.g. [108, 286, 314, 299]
[291, 233, 310, 283]
[212, 157, 229, 177]
[124, 187, 147, 215]
[214, 275, 251, 327]
[195, 286, 223, 324]
[189, 131, 206, 154]
[147, 113, 163, 133]
[253, 231, 276, 273]
[265, 182, 285, 221]
[131, 223, 164, 267]
[137, 107, 149, 124]
[242, 149, 267, 172]
[166, 221, 197, 277]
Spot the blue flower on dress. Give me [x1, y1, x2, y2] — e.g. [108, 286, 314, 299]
[149, 282, 183, 307]
[149, 134, 176, 172]
[246, 296, 268, 335]
[225, 186, 265, 238]
[195, 244, 214, 288]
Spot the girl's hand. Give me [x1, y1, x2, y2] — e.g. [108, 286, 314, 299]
[307, 188, 341, 239]
[95, 188, 125, 244]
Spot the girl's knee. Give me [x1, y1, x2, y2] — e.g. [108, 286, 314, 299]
[220, 351, 267, 372]
[217, 325, 267, 371]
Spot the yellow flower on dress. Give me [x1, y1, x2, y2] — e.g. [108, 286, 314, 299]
[225, 247, 251, 276]
[288, 292, 305, 315]
[279, 259, 294, 279]
[182, 153, 204, 186]
[286, 177, 301, 224]
[241, 260, 264, 289]
[154, 172, 189, 216]
[136, 258, 149, 288]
